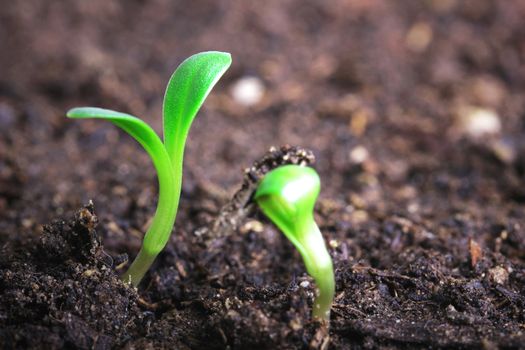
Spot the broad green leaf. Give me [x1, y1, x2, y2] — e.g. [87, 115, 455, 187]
[162, 51, 232, 166]
[254, 165, 321, 262]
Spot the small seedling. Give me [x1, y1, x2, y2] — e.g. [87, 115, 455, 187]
[67, 51, 232, 287]
[254, 165, 335, 322]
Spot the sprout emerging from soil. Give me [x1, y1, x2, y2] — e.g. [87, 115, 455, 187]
[254, 165, 335, 322]
[67, 51, 231, 287]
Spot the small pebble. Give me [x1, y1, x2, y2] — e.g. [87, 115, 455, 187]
[289, 318, 303, 331]
[349, 108, 369, 136]
[349, 145, 369, 164]
[406, 22, 433, 52]
[488, 266, 508, 285]
[231, 76, 265, 106]
[329, 239, 340, 249]
[240, 220, 264, 234]
[457, 106, 501, 138]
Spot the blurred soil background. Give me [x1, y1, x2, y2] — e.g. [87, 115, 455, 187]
[0, 0, 525, 348]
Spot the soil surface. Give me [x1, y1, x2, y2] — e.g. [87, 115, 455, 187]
[1, 1, 525, 349]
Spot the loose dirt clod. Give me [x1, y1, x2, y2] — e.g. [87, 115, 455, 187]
[0, 204, 143, 349]
[200, 145, 315, 242]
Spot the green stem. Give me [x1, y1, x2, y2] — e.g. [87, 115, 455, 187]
[122, 143, 179, 287]
[122, 249, 156, 286]
[300, 220, 335, 322]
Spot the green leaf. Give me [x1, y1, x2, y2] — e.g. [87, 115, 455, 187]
[254, 165, 320, 258]
[67, 107, 166, 160]
[162, 51, 232, 166]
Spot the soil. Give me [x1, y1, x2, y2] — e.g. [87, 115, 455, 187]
[1, 0, 525, 349]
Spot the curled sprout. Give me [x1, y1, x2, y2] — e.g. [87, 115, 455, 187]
[254, 164, 335, 321]
[67, 51, 232, 286]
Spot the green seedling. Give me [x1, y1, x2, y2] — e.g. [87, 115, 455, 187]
[67, 51, 231, 287]
[254, 165, 335, 322]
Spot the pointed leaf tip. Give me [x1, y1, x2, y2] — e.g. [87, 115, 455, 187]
[66, 107, 137, 120]
[163, 51, 232, 166]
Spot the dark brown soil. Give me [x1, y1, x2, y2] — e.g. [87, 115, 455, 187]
[1, 1, 525, 349]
